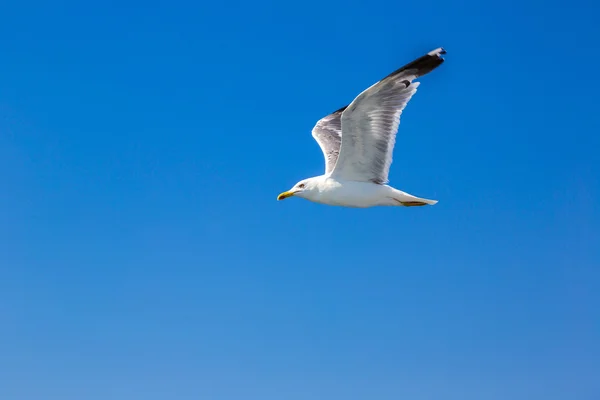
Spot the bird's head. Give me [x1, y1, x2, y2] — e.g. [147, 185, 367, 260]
[277, 178, 319, 201]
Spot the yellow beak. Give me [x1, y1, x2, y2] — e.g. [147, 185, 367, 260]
[277, 191, 295, 201]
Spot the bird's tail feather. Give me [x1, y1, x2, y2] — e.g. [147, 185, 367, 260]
[392, 190, 438, 207]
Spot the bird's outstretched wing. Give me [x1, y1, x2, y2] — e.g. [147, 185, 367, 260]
[331, 47, 446, 184]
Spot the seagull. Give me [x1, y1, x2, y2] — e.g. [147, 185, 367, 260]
[277, 47, 446, 208]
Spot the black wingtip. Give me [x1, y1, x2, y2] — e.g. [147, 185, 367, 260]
[327, 48, 446, 116]
[382, 47, 446, 81]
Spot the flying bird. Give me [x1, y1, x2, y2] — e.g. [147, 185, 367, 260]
[277, 47, 446, 208]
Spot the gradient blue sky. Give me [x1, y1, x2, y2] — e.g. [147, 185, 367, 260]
[1, 0, 599, 399]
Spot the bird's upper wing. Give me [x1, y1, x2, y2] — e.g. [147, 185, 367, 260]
[331, 48, 446, 184]
[311, 105, 347, 174]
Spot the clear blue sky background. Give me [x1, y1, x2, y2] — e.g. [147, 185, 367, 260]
[1, 0, 599, 399]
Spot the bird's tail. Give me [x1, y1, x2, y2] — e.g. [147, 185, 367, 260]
[392, 190, 438, 207]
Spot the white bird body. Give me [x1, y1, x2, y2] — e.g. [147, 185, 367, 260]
[277, 48, 446, 208]
[291, 176, 437, 208]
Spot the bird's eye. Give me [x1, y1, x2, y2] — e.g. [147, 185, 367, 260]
[298, 183, 305, 189]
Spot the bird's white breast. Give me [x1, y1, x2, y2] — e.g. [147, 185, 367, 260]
[308, 177, 397, 207]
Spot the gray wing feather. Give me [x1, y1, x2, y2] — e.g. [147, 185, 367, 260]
[332, 47, 445, 184]
[333, 80, 419, 184]
[311, 106, 346, 174]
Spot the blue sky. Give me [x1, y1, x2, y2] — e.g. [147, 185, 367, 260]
[1, 0, 599, 399]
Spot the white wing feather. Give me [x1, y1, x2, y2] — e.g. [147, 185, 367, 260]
[333, 80, 419, 184]
[311, 107, 344, 174]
